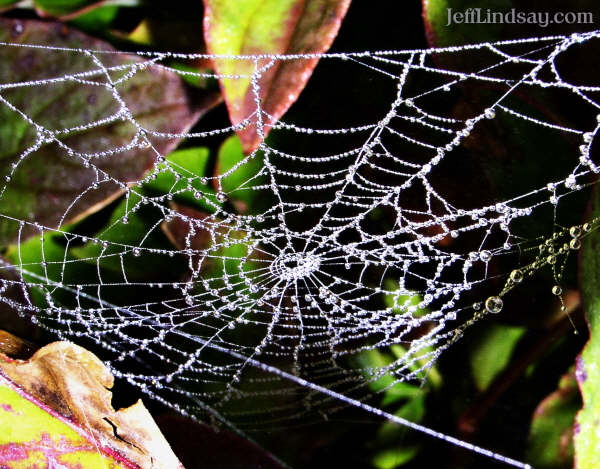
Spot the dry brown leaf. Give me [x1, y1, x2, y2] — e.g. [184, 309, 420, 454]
[0, 331, 184, 469]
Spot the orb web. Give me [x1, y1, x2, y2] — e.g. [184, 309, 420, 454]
[1, 29, 600, 468]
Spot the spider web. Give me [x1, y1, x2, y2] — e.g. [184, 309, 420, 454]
[1, 29, 600, 469]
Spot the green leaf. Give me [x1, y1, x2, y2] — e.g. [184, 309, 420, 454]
[371, 396, 425, 468]
[391, 344, 442, 390]
[372, 446, 420, 469]
[143, 146, 217, 213]
[575, 190, 600, 469]
[33, 0, 103, 19]
[203, 0, 351, 153]
[0, 260, 39, 342]
[422, 0, 511, 47]
[0, 18, 216, 247]
[382, 281, 424, 316]
[354, 349, 421, 399]
[214, 134, 265, 212]
[356, 347, 425, 469]
[4, 227, 96, 309]
[527, 369, 579, 469]
[380, 395, 427, 438]
[67, 5, 120, 32]
[0, 0, 19, 9]
[162, 203, 257, 280]
[5, 227, 80, 284]
[470, 323, 525, 391]
[167, 62, 218, 89]
[382, 283, 442, 389]
[70, 192, 185, 280]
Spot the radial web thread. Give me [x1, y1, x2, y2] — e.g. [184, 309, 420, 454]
[1, 30, 600, 468]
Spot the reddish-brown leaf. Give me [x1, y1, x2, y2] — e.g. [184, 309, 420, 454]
[0, 19, 220, 246]
[203, 0, 351, 154]
[0, 331, 184, 469]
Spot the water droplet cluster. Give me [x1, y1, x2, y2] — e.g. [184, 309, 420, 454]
[1, 31, 599, 449]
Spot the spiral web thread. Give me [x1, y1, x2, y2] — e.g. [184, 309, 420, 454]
[1, 30, 600, 468]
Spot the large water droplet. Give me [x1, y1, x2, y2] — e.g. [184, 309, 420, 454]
[485, 296, 503, 314]
[510, 269, 523, 283]
[479, 250, 491, 262]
